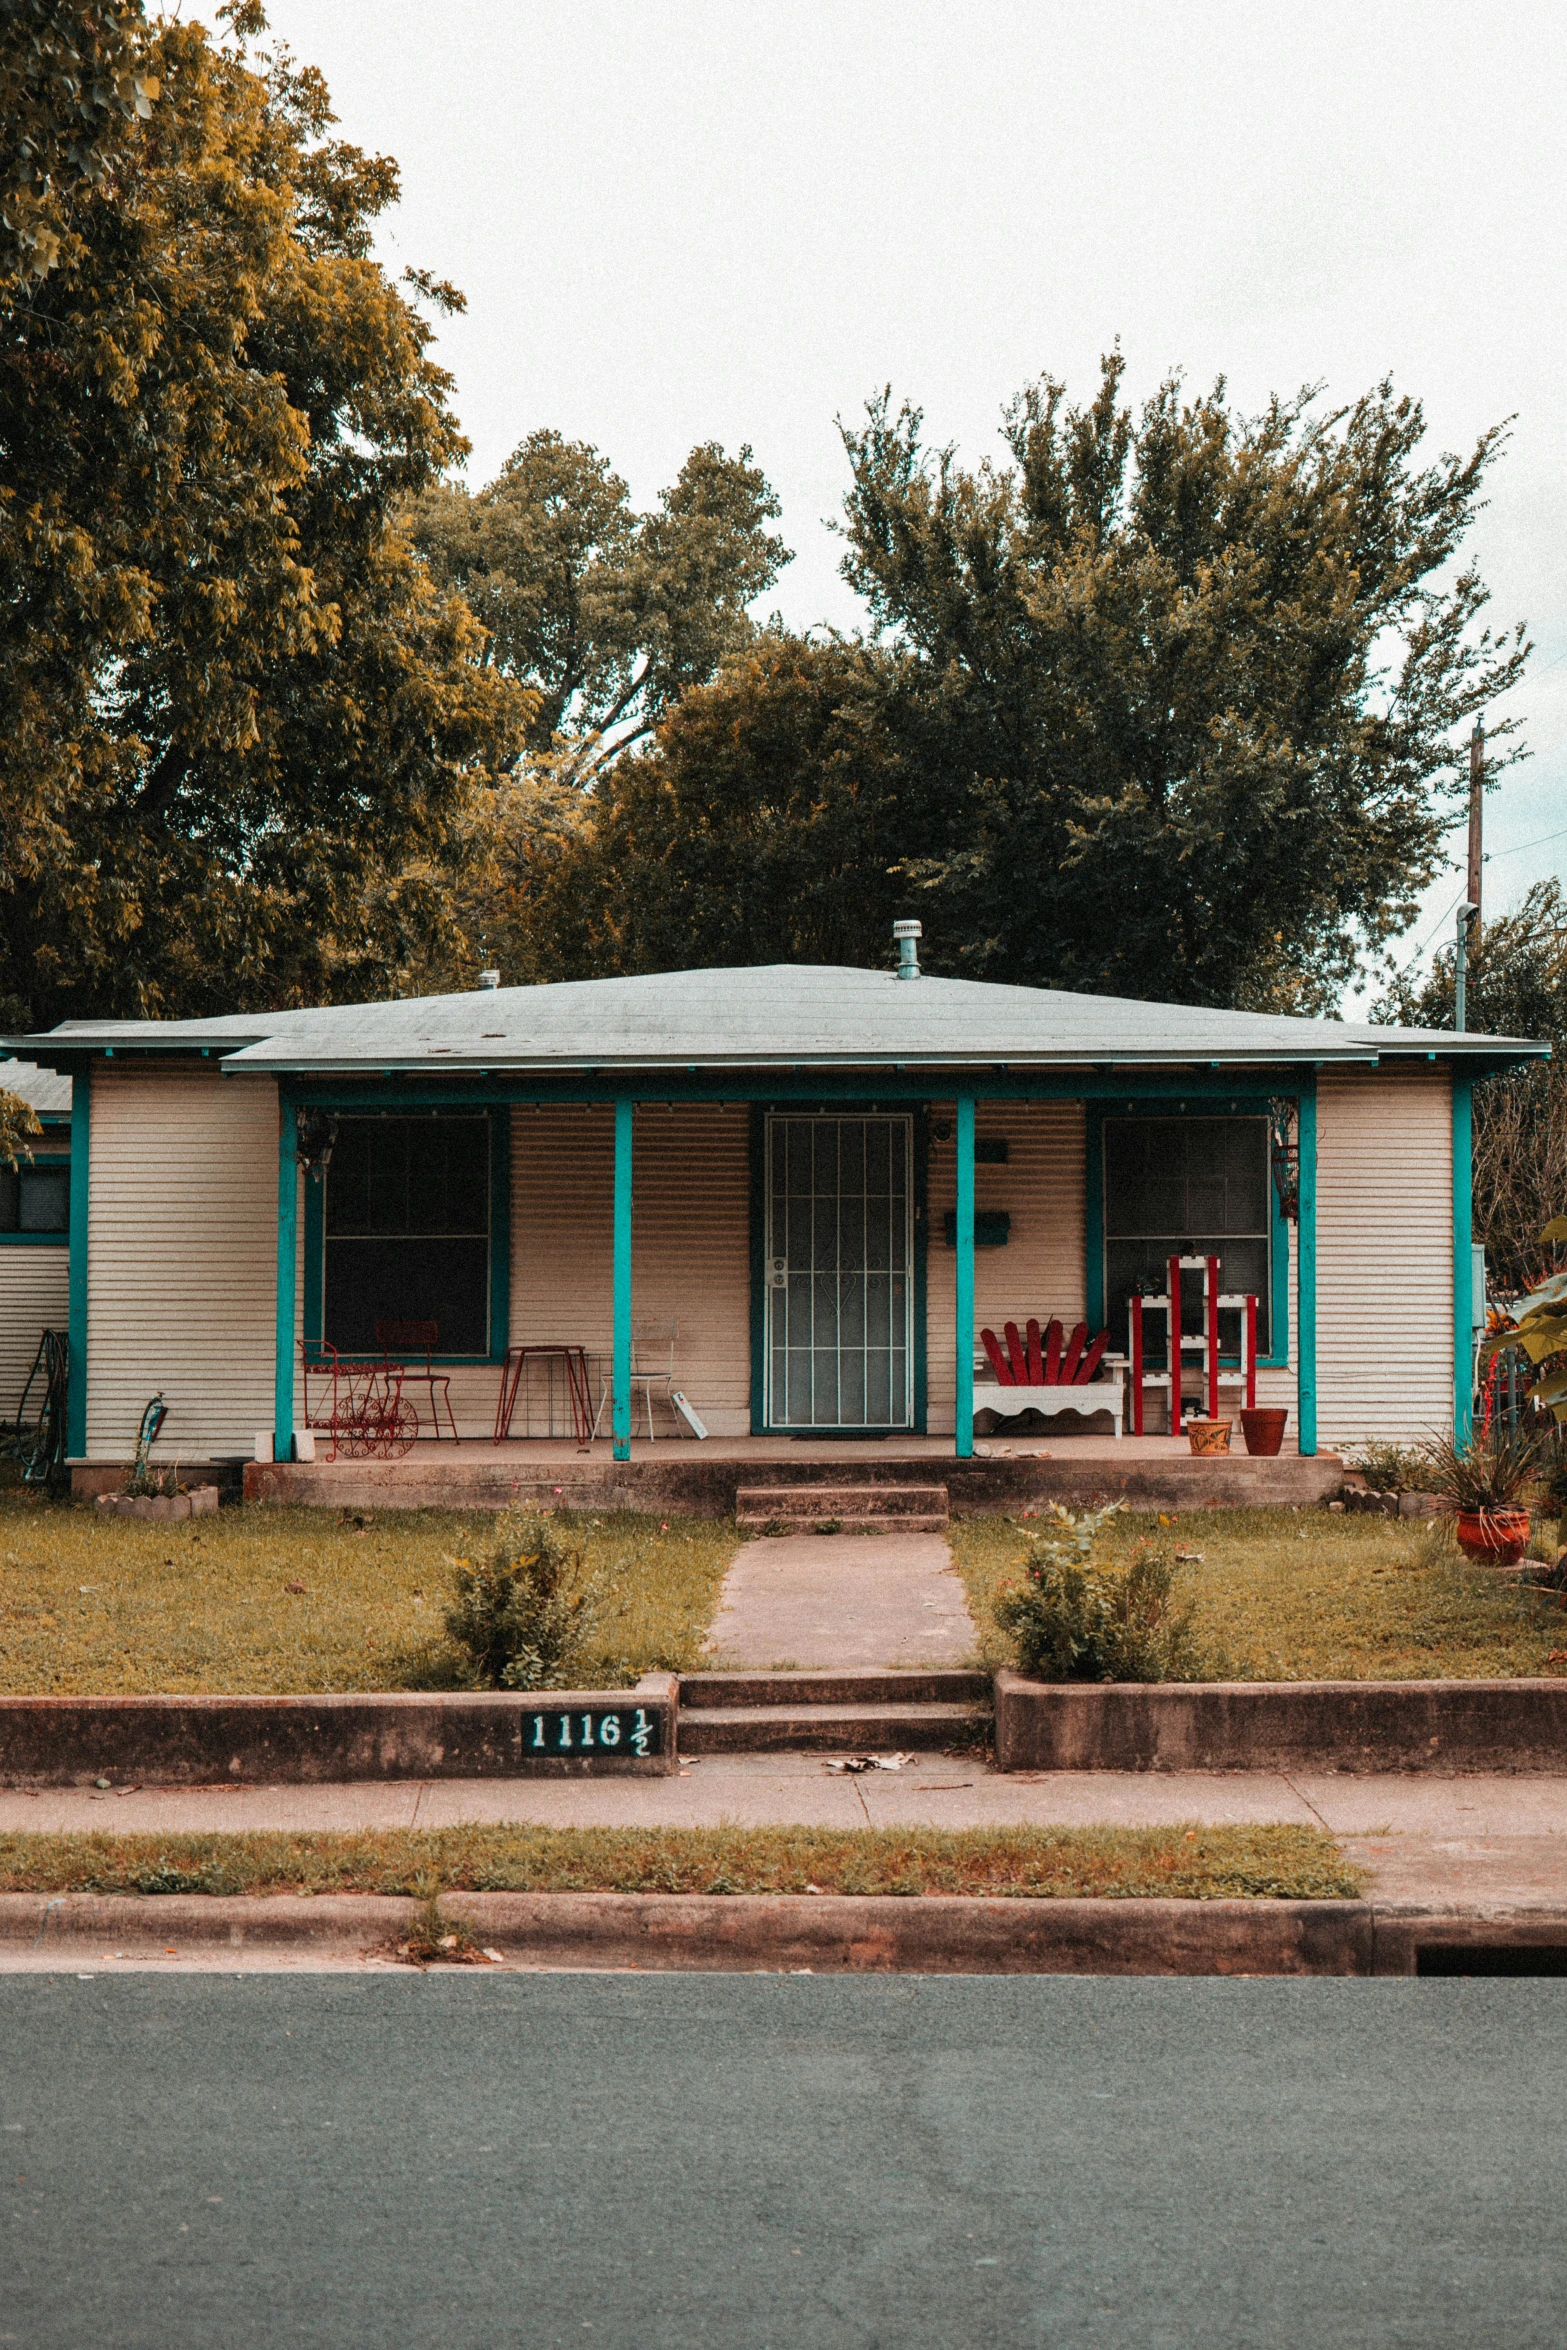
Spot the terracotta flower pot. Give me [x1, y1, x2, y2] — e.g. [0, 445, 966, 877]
[1455, 1508, 1532, 1568]
[1240, 1407, 1289, 1456]
[1186, 1418, 1232, 1456]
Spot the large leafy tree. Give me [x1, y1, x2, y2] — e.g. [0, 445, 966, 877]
[538, 636, 917, 976]
[411, 430, 790, 788]
[1382, 882, 1567, 1292]
[835, 356, 1528, 1009]
[0, 1, 524, 1030]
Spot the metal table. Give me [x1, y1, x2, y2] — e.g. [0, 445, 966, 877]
[493, 1344, 594, 1444]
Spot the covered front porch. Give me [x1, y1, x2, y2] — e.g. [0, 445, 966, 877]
[267, 1067, 1331, 1478]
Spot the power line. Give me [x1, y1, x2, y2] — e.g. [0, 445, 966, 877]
[1486, 822, 1567, 865]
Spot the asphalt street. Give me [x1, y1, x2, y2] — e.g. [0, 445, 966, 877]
[3, 1973, 1565, 2348]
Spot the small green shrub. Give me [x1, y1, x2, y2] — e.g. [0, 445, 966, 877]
[994, 1502, 1206, 1682]
[1345, 1442, 1428, 1493]
[442, 1508, 607, 1691]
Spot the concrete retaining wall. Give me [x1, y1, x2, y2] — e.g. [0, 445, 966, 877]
[994, 1671, 1567, 1774]
[0, 1676, 677, 1788]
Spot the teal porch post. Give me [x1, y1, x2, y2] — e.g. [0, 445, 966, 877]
[1296, 1084, 1318, 1457]
[274, 1094, 297, 1460]
[1452, 1071, 1474, 1444]
[66, 1064, 91, 1458]
[955, 1095, 975, 1460]
[613, 1098, 634, 1462]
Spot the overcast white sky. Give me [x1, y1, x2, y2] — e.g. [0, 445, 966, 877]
[197, 0, 1565, 997]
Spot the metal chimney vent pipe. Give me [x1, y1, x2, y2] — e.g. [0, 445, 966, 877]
[478, 969, 500, 990]
[893, 919, 922, 980]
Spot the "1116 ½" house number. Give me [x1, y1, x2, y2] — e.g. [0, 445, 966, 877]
[528, 1707, 661, 1758]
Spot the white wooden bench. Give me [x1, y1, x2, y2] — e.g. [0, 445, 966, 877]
[972, 1355, 1129, 1438]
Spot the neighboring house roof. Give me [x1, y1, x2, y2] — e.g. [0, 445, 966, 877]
[2, 964, 1548, 1077]
[0, 1057, 72, 1115]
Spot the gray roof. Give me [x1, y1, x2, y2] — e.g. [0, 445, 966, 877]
[2, 965, 1547, 1076]
[0, 1057, 72, 1115]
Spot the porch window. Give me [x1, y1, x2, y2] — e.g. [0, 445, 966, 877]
[0, 1152, 69, 1239]
[323, 1116, 490, 1354]
[1103, 1116, 1271, 1352]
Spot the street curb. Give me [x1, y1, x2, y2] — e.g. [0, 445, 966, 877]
[994, 1672, 1567, 1774]
[5, 1889, 1562, 1974]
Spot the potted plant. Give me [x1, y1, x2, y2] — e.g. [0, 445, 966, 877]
[1421, 1422, 1544, 1567]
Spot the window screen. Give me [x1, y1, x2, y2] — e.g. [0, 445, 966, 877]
[0, 1155, 70, 1236]
[323, 1117, 490, 1354]
[1103, 1117, 1271, 1353]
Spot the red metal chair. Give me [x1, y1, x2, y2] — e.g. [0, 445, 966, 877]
[375, 1320, 458, 1442]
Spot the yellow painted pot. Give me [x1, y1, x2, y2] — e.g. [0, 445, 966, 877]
[1185, 1418, 1232, 1456]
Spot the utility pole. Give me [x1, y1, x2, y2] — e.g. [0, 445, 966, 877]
[1455, 720, 1483, 1031]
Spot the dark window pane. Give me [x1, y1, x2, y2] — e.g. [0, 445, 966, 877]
[1103, 1116, 1273, 1354]
[20, 1167, 69, 1232]
[324, 1238, 489, 1354]
[326, 1119, 487, 1236]
[0, 1168, 18, 1229]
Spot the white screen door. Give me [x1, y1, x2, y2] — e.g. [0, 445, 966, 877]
[765, 1115, 913, 1430]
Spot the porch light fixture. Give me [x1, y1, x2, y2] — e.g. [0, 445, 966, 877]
[295, 1109, 339, 1177]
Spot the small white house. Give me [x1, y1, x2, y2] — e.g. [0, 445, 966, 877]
[3, 951, 1544, 1479]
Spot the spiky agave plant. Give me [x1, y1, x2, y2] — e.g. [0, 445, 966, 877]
[1421, 1420, 1546, 1513]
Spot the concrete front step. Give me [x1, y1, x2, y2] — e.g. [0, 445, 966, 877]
[736, 1513, 950, 1533]
[683, 1669, 990, 1708]
[680, 1701, 988, 1755]
[736, 1483, 949, 1532]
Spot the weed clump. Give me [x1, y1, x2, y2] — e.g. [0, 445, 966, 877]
[443, 1508, 606, 1691]
[994, 1502, 1206, 1682]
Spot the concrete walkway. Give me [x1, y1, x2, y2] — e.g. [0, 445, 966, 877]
[6, 1764, 1567, 1839]
[703, 1529, 977, 1668]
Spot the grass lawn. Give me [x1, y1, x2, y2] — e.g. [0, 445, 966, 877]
[0, 1495, 734, 1694]
[0, 1822, 1363, 1901]
[951, 1507, 1567, 1681]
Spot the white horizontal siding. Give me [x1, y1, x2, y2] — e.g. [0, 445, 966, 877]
[926, 1102, 1088, 1433]
[86, 1066, 279, 1462]
[0, 1249, 69, 1419]
[509, 1105, 751, 1436]
[1315, 1065, 1452, 1451]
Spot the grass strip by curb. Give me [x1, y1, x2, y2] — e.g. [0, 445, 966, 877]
[0, 1823, 1363, 1902]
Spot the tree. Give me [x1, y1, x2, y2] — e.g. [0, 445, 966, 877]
[1, 0, 159, 285]
[411, 430, 790, 787]
[536, 636, 917, 975]
[1381, 881, 1567, 1293]
[836, 356, 1528, 1008]
[0, 3, 525, 1029]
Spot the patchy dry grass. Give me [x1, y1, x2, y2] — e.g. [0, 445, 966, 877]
[0, 1822, 1363, 1901]
[0, 1497, 733, 1693]
[951, 1507, 1567, 1681]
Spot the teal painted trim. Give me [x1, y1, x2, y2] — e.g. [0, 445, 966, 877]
[0, 1232, 70, 1247]
[955, 1096, 975, 1459]
[488, 1110, 511, 1358]
[269, 1069, 1365, 1112]
[303, 1158, 324, 1353]
[612, 1098, 633, 1461]
[1296, 1082, 1318, 1456]
[66, 1067, 90, 1457]
[912, 1107, 929, 1435]
[1084, 1106, 1105, 1331]
[1091, 1100, 1291, 1366]
[275, 1093, 298, 1458]
[1453, 1072, 1474, 1444]
[748, 1108, 767, 1434]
